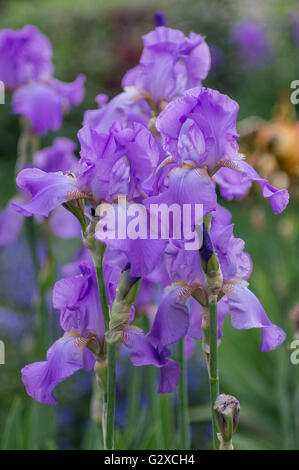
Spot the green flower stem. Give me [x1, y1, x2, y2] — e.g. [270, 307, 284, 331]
[93, 252, 116, 450]
[95, 264, 110, 331]
[25, 217, 48, 354]
[19, 121, 52, 356]
[106, 343, 116, 450]
[177, 338, 190, 450]
[128, 364, 142, 429]
[208, 294, 220, 450]
[159, 393, 174, 450]
[148, 366, 162, 449]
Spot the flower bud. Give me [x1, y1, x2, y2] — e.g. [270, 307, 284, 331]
[82, 209, 106, 267]
[290, 303, 299, 332]
[213, 394, 240, 447]
[154, 11, 168, 27]
[105, 268, 141, 345]
[199, 224, 223, 296]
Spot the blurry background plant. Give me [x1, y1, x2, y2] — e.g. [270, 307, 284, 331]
[0, 0, 299, 450]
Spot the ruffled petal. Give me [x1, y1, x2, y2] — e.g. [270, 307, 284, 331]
[33, 137, 78, 174]
[12, 83, 63, 134]
[0, 25, 53, 89]
[122, 326, 180, 393]
[147, 284, 190, 354]
[83, 88, 150, 133]
[122, 27, 210, 102]
[156, 87, 239, 169]
[224, 280, 286, 351]
[51, 74, 85, 109]
[146, 166, 217, 217]
[216, 158, 289, 214]
[21, 334, 95, 406]
[53, 262, 105, 340]
[12, 168, 82, 217]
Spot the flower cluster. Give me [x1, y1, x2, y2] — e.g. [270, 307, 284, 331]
[8, 23, 288, 405]
[0, 25, 85, 134]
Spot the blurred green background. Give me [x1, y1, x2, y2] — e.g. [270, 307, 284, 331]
[0, 0, 299, 450]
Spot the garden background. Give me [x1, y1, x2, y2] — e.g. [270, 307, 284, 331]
[0, 0, 299, 450]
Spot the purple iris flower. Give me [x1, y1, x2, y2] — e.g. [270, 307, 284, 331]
[1, 138, 81, 244]
[0, 25, 53, 90]
[154, 12, 168, 28]
[12, 75, 85, 135]
[209, 44, 225, 72]
[94, 199, 168, 277]
[13, 120, 167, 276]
[151, 86, 289, 214]
[33, 137, 78, 174]
[77, 122, 159, 202]
[147, 204, 285, 363]
[214, 158, 289, 214]
[0, 25, 85, 134]
[22, 334, 96, 406]
[122, 26, 211, 104]
[290, 13, 299, 47]
[22, 261, 104, 405]
[0, 196, 25, 248]
[230, 19, 271, 68]
[22, 258, 179, 405]
[83, 89, 151, 134]
[12, 169, 88, 217]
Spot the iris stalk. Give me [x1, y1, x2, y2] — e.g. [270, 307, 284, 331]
[94, 250, 116, 450]
[178, 338, 190, 449]
[208, 294, 219, 449]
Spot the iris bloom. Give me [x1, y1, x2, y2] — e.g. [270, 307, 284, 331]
[147, 87, 289, 215]
[0, 25, 85, 134]
[122, 26, 211, 104]
[147, 205, 285, 368]
[22, 259, 179, 405]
